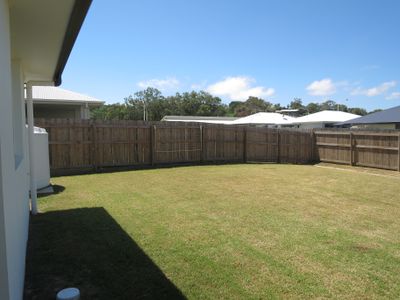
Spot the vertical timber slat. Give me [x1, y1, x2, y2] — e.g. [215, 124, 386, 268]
[243, 127, 247, 163]
[398, 132, 400, 171]
[200, 126, 204, 163]
[349, 132, 354, 166]
[150, 125, 155, 166]
[277, 130, 281, 163]
[91, 121, 98, 172]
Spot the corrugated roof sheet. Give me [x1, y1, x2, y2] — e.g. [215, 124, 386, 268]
[341, 106, 400, 124]
[32, 86, 104, 103]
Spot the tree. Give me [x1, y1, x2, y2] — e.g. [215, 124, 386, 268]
[91, 104, 130, 120]
[231, 96, 274, 117]
[319, 100, 337, 111]
[306, 102, 320, 114]
[167, 91, 227, 117]
[289, 98, 307, 115]
[348, 107, 367, 116]
[92, 88, 227, 121]
[125, 87, 165, 121]
[91, 88, 375, 121]
[368, 109, 382, 114]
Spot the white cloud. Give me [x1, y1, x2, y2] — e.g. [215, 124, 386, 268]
[351, 81, 396, 97]
[386, 91, 400, 100]
[137, 77, 180, 91]
[306, 78, 336, 96]
[206, 76, 275, 101]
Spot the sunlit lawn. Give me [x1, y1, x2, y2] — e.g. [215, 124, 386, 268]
[24, 164, 400, 299]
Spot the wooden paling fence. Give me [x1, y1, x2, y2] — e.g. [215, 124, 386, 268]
[315, 130, 400, 171]
[35, 119, 400, 175]
[35, 119, 316, 175]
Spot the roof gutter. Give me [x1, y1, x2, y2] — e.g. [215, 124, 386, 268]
[53, 0, 92, 86]
[32, 99, 105, 105]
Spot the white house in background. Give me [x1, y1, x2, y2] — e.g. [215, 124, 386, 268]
[162, 115, 239, 124]
[32, 86, 104, 120]
[230, 112, 296, 127]
[291, 110, 360, 129]
[0, 0, 92, 299]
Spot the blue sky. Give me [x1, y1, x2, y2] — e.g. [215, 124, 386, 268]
[61, 0, 400, 110]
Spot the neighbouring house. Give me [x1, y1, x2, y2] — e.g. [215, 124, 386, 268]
[291, 110, 360, 129]
[340, 105, 400, 129]
[229, 112, 296, 127]
[276, 109, 301, 117]
[162, 115, 239, 124]
[31, 86, 104, 120]
[0, 1, 92, 299]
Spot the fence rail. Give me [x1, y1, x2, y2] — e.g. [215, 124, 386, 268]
[35, 119, 400, 175]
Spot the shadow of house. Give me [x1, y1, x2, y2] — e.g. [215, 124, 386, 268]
[24, 208, 186, 300]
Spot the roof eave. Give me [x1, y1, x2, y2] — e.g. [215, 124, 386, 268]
[53, 0, 92, 86]
[32, 99, 104, 106]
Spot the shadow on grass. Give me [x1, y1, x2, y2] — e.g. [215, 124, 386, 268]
[24, 207, 186, 300]
[37, 185, 66, 198]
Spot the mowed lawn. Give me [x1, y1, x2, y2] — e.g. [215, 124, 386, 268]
[24, 164, 400, 299]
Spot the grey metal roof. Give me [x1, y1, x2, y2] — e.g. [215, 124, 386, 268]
[341, 105, 400, 124]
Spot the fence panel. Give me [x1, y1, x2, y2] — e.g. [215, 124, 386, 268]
[246, 128, 278, 162]
[154, 125, 201, 164]
[35, 119, 400, 174]
[353, 131, 399, 170]
[315, 131, 351, 164]
[315, 130, 400, 170]
[203, 126, 244, 162]
[92, 121, 151, 167]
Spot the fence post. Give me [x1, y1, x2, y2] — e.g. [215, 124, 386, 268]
[91, 121, 98, 172]
[350, 132, 354, 166]
[243, 127, 247, 163]
[398, 132, 400, 172]
[277, 129, 281, 163]
[310, 130, 315, 163]
[295, 131, 300, 164]
[200, 125, 204, 163]
[150, 125, 156, 166]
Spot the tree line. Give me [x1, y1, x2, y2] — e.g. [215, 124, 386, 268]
[91, 87, 379, 121]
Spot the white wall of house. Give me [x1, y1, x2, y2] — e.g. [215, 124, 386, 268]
[0, 1, 31, 299]
[33, 103, 92, 119]
[298, 122, 327, 129]
[352, 123, 397, 130]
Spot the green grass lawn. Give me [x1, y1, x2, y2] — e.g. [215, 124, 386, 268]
[24, 164, 400, 299]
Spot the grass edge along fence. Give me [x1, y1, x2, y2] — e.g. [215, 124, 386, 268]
[35, 119, 400, 175]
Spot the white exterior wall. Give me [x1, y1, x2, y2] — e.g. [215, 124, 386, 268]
[80, 103, 90, 119]
[298, 122, 325, 129]
[0, 1, 30, 299]
[352, 123, 397, 130]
